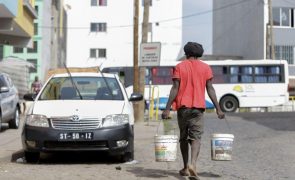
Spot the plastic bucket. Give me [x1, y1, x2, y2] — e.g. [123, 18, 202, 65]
[154, 135, 178, 162]
[211, 133, 234, 161]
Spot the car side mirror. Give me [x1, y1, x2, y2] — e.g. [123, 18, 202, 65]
[129, 93, 143, 101]
[0, 86, 9, 93]
[23, 93, 37, 101]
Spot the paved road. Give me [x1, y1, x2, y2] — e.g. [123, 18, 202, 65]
[0, 112, 294, 179]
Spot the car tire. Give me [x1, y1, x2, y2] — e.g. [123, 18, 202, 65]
[220, 96, 239, 112]
[25, 151, 40, 163]
[9, 108, 20, 129]
[0, 113, 2, 132]
[121, 151, 134, 162]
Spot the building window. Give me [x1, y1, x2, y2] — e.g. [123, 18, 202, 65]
[91, 0, 107, 6]
[34, 23, 38, 35]
[272, 7, 293, 27]
[35, 5, 38, 15]
[274, 45, 294, 64]
[27, 59, 37, 73]
[142, 0, 152, 6]
[90, 23, 107, 32]
[0, 45, 3, 60]
[90, 48, 107, 58]
[13, 47, 24, 53]
[27, 41, 38, 53]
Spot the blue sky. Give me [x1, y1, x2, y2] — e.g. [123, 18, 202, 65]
[183, 1, 212, 54]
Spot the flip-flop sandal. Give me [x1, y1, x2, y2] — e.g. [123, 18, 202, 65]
[179, 169, 190, 176]
[188, 166, 198, 177]
[189, 176, 200, 180]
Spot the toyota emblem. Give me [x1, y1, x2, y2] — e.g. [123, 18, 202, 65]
[71, 115, 80, 122]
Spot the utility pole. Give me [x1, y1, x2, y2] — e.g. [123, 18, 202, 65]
[133, 0, 150, 122]
[133, 0, 140, 122]
[267, 0, 275, 59]
[136, 0, 150, 122]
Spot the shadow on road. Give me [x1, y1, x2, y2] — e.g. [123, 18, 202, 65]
[126, 167, 222, 180]
[11, 150, 124, 164]
[126, 167, 185, 179]
[227, 112, 295, 131]
[198, 171, 222, 178]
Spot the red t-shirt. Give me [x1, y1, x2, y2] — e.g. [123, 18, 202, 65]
[172, 59, 213, 110]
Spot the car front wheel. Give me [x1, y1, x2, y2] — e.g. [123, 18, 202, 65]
[9, 108, 20, 129]
[0, 113, 2, 132]
[121, 151, 134, 162]
[25, 151, 40, 163]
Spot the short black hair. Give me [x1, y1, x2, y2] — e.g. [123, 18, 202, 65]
[184, 42, 204, 58]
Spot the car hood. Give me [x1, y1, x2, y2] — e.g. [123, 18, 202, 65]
[31, 100, 126, 118]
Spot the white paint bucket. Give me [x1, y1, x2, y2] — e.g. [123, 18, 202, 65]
[211, 133, 234, 161]
[154, 135, 178, 162]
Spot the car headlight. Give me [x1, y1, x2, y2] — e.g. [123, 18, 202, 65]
[103, 114, 129, 127]
[26, 114, 49, 127]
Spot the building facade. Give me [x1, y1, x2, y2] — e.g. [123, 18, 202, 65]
[51, 0, 67, 69]
[213, 0, 295, 65]
[0, 0, 37, 47]
[1, 0, 67, 84]
[64, 0, 182, 68]
[2, 0, 51, 83]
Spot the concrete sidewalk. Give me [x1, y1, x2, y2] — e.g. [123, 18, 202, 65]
[130, 118, 185, 179]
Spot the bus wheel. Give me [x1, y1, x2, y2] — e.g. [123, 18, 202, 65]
[220, 96, 239, 112]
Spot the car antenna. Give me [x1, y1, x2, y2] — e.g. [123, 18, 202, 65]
[97, 61, 114, 100]
[63, 63, 83, 100]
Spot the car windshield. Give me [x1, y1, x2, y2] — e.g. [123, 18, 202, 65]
[39, 76, 124, 100]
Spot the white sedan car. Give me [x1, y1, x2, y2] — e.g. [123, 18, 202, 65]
[22, 72, 142, 163]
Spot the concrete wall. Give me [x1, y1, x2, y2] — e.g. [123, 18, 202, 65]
[14, 0, 36, 37]
[213, 0, 265, 59]
[39, 0, 51, 81]
[0, 0, 36, 47]
[0, 0, 18, 16]
[64, 0, 182, 68]
[3, 0, 52, 84]
[50, 0, 67, 69]
[272, 0, 295, 7]
[272, 0, 295, 46]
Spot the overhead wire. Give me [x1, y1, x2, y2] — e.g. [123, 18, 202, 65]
[38, 0, 253, 30]
[282, 0, 295, 6]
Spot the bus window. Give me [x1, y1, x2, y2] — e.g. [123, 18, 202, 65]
[229, 66, 253, 83]
[254, 66, 283, 83]
[145, 68, 151, 85]
[254, 66, 267, 83]
[151, 67, 173, 85]
[123, 67, 134, 87]
[268, 75, 280, 82]
[211, 66, 228, 84]
[269, 66, 280, 74]
[119, 71, 125, 85]
[229, 66, 239, 83]
[268, 66, 281, 82]
[240, 66, 253, 83]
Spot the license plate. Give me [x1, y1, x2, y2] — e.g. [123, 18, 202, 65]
[58, 132, 94, 141]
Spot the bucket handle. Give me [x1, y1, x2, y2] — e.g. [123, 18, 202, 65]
[156, 119, 176, 136]
[224, 117, 231, 131]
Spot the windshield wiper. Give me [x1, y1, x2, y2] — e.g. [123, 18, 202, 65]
[63, 63, 83, 100]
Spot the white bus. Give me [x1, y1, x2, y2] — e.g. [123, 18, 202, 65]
[101, 59, 289, 112]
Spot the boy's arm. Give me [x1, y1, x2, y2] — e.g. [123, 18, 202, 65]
[206, 78, 225, 119]
[162, 79, 180, 119]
